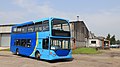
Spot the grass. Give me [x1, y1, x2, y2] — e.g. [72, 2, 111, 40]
[0, 48, 10, 51]
[72, 47, 100, 54]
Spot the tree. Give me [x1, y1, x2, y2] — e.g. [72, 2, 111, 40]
[106, 34, 111, 40]
[110, 35, 116, 45]
[116, 40, 120, 44]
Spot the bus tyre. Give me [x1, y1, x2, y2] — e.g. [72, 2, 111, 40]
[35, 52, 40, 60]
[16, 49, 19, 55]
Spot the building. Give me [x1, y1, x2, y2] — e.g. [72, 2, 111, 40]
[88, 38, 103, 48]
[88, 37, 110, 49]
[0, 24, 13, 47]
[89, 31, 96, 39]
[70, 21, 89, 47]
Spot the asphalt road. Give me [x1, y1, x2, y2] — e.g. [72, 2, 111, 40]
[0, 49, 120, 67]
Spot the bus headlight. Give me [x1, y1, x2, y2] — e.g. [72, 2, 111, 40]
[50, 52, 52, 55]
[50, 52, 56, 56]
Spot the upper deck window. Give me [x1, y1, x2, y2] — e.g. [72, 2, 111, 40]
[13, 27, 17, 33]
[21, 26, 27, 33]
[43, 20, 49, 31]
[17, 27, 22, 32]
[12, 20, 50, 33]
[35, 22, 42, 32]
[28, 24, 34, 32]
[52, 19, 70, 31]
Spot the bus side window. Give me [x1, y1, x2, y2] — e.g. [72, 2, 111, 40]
[14, 39, 21, 46]
[21, 39, 26, 47]
[35, 22, 42, 32]
[43, 20, 49, 31]
[14, 39, 17, 46]
[26, 39, 31, 47]
[17, 27, 22, 33]
[13, 27, 17, 33]
[21, 26, 27, 33]
[43, 39, 49, 49]
[28, 25, 34, 32]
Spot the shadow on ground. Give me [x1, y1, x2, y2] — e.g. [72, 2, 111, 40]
[17, 54, 74, 63]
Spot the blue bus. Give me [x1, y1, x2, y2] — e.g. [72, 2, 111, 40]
[10, 17, 72, 60]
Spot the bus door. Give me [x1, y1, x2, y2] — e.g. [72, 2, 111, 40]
[41, 38, 49, 58]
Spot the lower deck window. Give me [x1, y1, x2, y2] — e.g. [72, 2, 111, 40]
[27, 39, 31, 47]
[15, 39, 21, 46]
[50, 38, 70, 50]
[21, 39, 26, 47]
[14, 39, 31, 48]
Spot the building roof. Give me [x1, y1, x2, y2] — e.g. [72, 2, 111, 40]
[0, 24, 15, 27]
[70, 21, 89, 32]
[70, 20, 88, 27]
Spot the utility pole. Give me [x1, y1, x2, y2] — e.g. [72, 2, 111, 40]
[77, 16, 79, 21]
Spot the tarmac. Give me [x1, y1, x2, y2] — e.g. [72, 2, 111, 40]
[0, 49, 120, 67]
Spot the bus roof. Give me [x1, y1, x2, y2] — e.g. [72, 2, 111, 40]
[14, 21, 33, 27]
[33, 17, 50, 23]
[13, 17, 69, 27]
[33, 17, 69, 23]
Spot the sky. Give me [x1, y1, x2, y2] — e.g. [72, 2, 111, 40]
[0, 0, 120, 39]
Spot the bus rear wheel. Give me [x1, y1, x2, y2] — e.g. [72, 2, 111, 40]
[35, 52, 40, 60]
[15, 49, 19, 55]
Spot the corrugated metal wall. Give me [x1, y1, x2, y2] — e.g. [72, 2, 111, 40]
[0, 34, 10, 47]
[0, 25, 13, 47]
[70, 21, 89, 47]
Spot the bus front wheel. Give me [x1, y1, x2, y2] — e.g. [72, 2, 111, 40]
[35, 51, 40, 60]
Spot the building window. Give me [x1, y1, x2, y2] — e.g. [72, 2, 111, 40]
[91, 41, 96, 44]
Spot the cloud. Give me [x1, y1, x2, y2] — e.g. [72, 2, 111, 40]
[0, 0, 79, 24]
[82, 8, 120, 39]
[0, 0, 55, 24]
[0, 11, 26, 24]
[1, 0, 120, 39]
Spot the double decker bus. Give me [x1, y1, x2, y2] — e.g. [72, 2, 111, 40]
[10, 17, 72, 60]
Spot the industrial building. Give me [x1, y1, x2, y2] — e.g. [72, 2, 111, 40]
[70, 21, 89, 47]
[0, 25, 13, 47]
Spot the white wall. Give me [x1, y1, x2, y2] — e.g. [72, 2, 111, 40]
[0, 26, 12, 33]
[88, 39, 102, 47]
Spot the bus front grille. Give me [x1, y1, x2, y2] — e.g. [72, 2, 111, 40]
[55, 49, 70, 56]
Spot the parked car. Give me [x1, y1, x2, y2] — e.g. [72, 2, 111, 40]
[110, 44, 120, 48]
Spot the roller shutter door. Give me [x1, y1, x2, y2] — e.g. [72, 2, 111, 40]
[1, 34, 10, 47]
